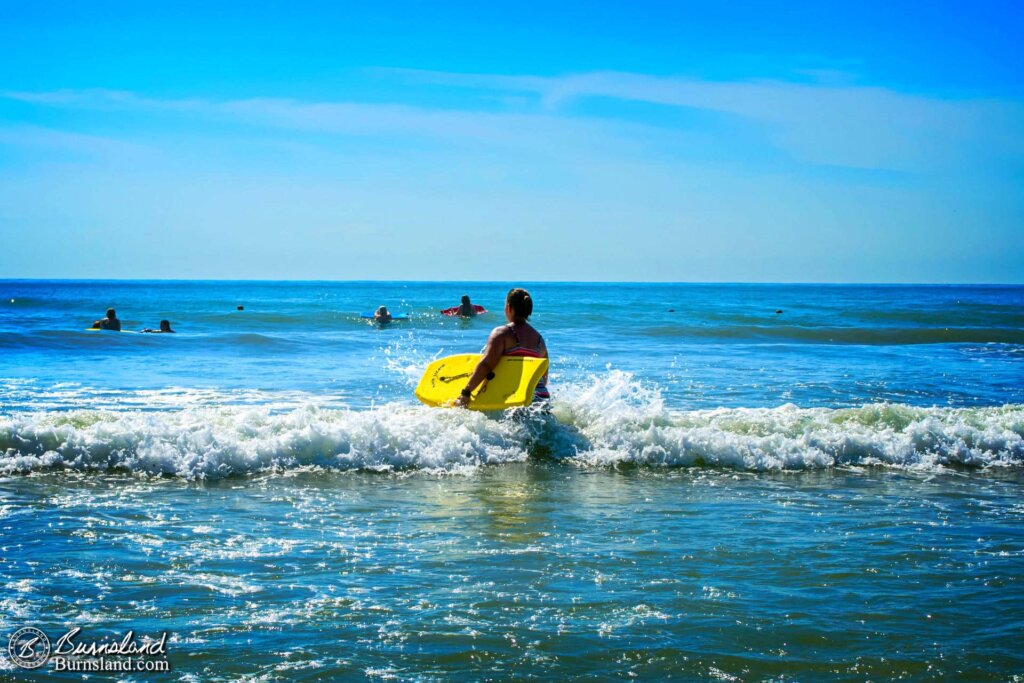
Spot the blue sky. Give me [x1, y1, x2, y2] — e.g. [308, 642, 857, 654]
[1, 0, 1021, 281]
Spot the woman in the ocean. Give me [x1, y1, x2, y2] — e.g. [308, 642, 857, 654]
[455, 288, 549, 407]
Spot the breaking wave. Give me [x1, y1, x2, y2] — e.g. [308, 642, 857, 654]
[2, 373, 1022, 479]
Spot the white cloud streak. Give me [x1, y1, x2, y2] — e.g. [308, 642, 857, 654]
[3, 68, 1023, 173]
[0, 87, 681, 163]
[383, 69, 1024, 171]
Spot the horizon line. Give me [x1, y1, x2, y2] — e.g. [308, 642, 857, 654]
[2, 278, 1022, 287]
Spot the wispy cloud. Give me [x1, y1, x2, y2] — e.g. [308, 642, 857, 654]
[0, 88, 681, 161]
[382, 69, 1024, 171]
[4, 68, 1023, 174]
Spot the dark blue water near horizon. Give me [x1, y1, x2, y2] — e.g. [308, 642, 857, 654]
[2, 280, 1022, 411]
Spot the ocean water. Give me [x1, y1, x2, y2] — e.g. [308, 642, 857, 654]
[1, 281, 1023, 680]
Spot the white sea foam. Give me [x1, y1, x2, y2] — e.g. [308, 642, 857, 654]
[0, 403, 530, 479]
[1, 372, 1022, 479]
[556, 371, 1024, 471]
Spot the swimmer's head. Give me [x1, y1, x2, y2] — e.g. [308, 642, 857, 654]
[461, 295, 471, 304]
[106, 308, 116, 319]
[159, 320, 171, 332]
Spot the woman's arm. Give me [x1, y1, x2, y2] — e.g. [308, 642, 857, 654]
[455, 327, 507, 407]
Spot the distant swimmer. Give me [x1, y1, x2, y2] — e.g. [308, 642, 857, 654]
[374, 306, 393, 323]
[237, 305, 245, 311]
[441, 295, 486, 317]
[455, 288, 549, 407]
[456, 295, 477, 317]
[91, 308, 121, 331]
[142, 320, 175, 334]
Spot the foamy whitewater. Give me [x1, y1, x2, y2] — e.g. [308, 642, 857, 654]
[2, 377, 1023, 479]
[2, 282, 1023, 680]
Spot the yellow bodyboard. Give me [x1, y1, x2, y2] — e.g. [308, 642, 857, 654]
[415, 354, 548, 411]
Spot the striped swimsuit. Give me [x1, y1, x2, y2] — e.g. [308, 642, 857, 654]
[503, 323, 550, 400]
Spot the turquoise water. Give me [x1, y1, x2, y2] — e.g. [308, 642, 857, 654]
[1, 281, 1023, 680]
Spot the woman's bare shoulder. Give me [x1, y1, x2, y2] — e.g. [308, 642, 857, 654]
[489, 324, 513, 339]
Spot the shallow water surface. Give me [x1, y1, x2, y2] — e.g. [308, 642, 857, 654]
[2, 467, 1023, 680]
